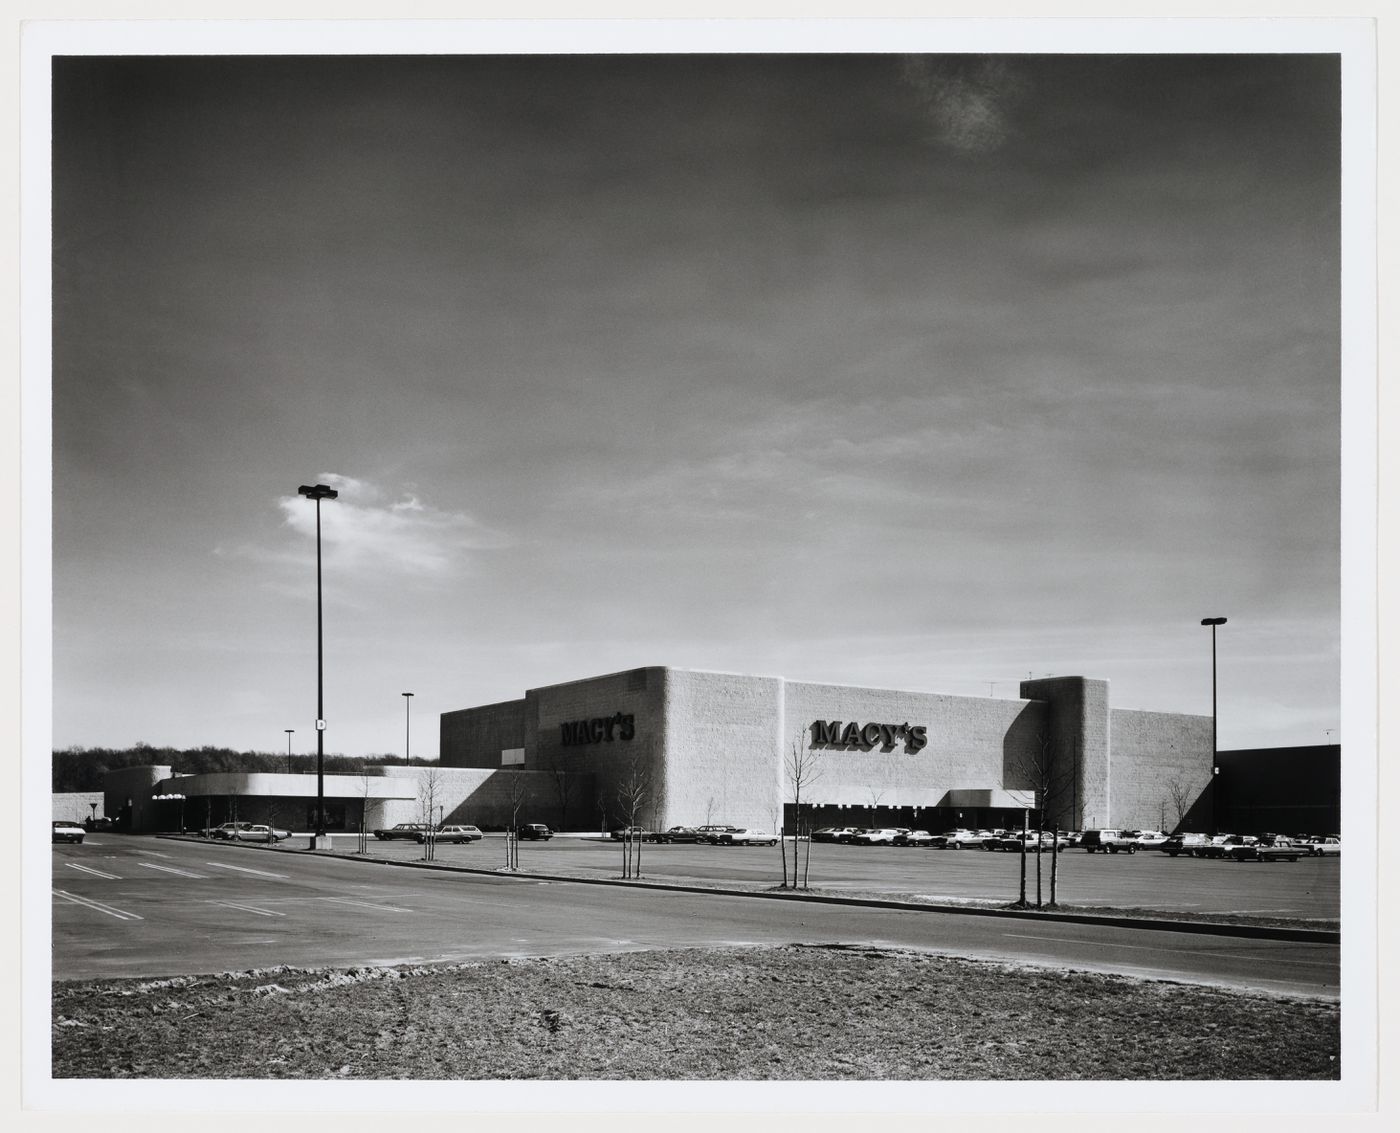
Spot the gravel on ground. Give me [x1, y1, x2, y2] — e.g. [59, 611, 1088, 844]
[52, 944, 1340, 1080]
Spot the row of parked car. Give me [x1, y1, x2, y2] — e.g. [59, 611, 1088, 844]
[611, 825, 780, 845]
[805, 826, 1343, 858]
[372, 822, 554, 843]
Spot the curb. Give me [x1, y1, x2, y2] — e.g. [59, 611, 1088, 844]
[158, 834, 1340, 945]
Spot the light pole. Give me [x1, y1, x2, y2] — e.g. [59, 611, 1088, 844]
[285, 729, 295, 775]
[1201, 617, 1227, 834]
[402, 691, 414, 766]
[299, 482, 338, 847]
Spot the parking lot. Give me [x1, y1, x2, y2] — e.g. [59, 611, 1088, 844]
[325, 832, 1341, 921]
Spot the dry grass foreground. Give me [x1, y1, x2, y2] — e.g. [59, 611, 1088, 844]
[52, 944, 1339, 1080]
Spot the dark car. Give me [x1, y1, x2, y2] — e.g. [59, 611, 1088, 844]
[374, 822, 431, 841]
[655, 826, 701, 843]
[517, 824, 553, 841]
[694, 824, 740, 845]
[610, 826, 657, 842]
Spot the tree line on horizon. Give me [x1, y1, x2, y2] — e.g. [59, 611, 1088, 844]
[51, 744, 432, 792]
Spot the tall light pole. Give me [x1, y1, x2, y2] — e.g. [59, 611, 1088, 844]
[402, 692, 414, 766]
[285, 729, 295, 775]
[1201, 617, 1227, 834]
[299, 482, 338, 846]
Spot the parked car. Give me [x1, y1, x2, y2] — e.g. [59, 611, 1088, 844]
[1304, 835, 1341, 856]
[415, 824, 483, 844]
[655, 826, 701, 843]
[893, 829, 944, 847]
[206, 822, 255, 840]
[811, 827, 858, 843]
[1161, 832, 1209, 856]
[851, 828, 907, 846]
[715, 828, 779, 846]
[610, 826, 657, 842]
[1198, 834, 1255, 859]
[1226, 837, 1305, 862]
[694, 824, 740, 844]
[1080, 829, 1138, 854]
[1132, 830, 1169, 850]
[515, 824, 552, 841]
[52, 820, 86, 844]
[231, 824, 290, 843]
[374, 822, 431, 841]
[940, 828, 982, 848]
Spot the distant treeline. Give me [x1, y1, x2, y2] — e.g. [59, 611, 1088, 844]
[52, 745, 424, 792]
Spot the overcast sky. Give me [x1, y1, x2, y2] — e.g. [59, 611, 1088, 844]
[49, 51, 1342, 757]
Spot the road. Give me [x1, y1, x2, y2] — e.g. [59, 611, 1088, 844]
[52, 836, 1338, 998]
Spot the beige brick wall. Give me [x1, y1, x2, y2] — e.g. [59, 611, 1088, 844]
[440, 699, 526, 768]
[661, 668, 785, 830]
[436, 666, 1213, 835]
[530, 667, 666, 830]
[1109, 708, 1213, 831]
[784, 681, 1048, 813]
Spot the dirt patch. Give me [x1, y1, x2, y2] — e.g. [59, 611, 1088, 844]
[52, 945, 1339, 1080]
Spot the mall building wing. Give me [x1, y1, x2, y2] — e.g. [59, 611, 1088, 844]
[440, 666, 1216, 833]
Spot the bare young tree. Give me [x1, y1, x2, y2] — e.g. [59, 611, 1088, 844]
[1165, 775, 1199, 832]
[417, 765, 442, 862]
[1014, 733, 1074, 832]
[356, 768, 377, 854]
[550, 763, 573, 835]
[865, 787, 885, 828]
[786, 739, 823, 890]
[505, 770, 528, 870]
[616, 756, 651, 880]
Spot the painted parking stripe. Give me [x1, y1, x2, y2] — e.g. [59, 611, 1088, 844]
[203, 861, 289, 879]
[135, 850, 170, 857]
[53, 890, 143, 921]
[319, 896, 413, 913]
[212, 900, 286, 917]
[137, 862, 209, 879]
[64, 862, 121, 880]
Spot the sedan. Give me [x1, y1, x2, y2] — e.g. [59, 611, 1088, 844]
[655, 826, 702, 843]
[715, 828, 778, 846]
[231, 824, 290, 842]
[851, 828, 907, 846]
[892, 829, 944, 847]
[415, 824, 482, 844]
[52, 820, 86, 844]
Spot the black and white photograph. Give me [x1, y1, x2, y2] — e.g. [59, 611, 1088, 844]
[22, 13, 1378, 1115]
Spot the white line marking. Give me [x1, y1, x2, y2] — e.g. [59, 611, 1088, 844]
[64, 862, 120, 880]
[1000, 933, 1327, 967]
[319, 896, 413, 913]
[137, 862, 209, 879]
[53, 889, 143, 921]
[203, 861, 289, 879]
[212, 900, 286, 917]
[135, 850, 170, 857]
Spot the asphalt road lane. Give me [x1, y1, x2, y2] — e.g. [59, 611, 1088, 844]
[52, 838, 1338, 998]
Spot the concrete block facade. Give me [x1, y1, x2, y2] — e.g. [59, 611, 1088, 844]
[440, 666, 1216, 832]
[1110, 709, 1215, 832]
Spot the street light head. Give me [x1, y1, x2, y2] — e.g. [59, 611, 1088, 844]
[403, 691, 414, 698]
[298, 484, 339, 501]
[1201, 617, 1227, 626]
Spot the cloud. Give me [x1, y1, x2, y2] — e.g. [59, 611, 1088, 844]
[275, 474, 511, 577]
[898, 56, 1027, 154]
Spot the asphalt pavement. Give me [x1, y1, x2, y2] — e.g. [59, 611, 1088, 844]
[52, 836, 1339, 998]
